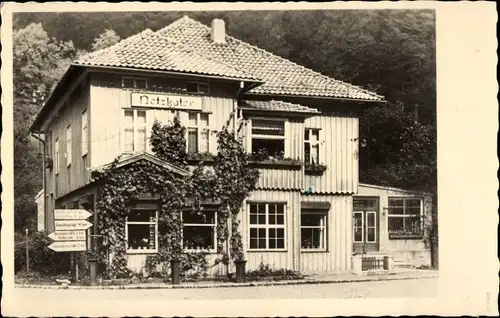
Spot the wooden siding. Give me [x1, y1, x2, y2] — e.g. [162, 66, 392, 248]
[45, 80, 91, 201]
[299, 194, 353, 273]
[303, 114, 359, 194]
[89, 72, 236, 168]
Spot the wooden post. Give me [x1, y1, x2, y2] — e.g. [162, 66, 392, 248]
[70, 252, 75, 281]
[25, 228, 29, 272]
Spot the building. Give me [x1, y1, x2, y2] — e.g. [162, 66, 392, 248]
[30, 16, 432, 275]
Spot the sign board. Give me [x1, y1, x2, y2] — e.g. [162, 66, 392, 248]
[55, 220, 92, 231]
[54, 209, 92, 220]
[48, 230, 87, 242]
[131, 93, 202, 110]
[48, 241, 87, 252]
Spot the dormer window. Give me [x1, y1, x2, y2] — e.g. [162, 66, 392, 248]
[186, 81, 209, 94]
[122, 77, 148, 89]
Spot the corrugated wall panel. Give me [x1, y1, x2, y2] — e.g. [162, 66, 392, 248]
[299, 194, 353, 273]
[304, 115, 359, 194]
[89, 73, 236, 168]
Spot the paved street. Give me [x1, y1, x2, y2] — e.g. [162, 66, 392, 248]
[7, 277, 437, 316]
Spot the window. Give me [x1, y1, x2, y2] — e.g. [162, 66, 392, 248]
[54, 138, 60, 175]
[388, 198, 423, 237]
[304, 128, 320, 164]
[187, 112, 210, 153]
[182, 210, 217, 251]
[122, 77, 148, 89]
[66, 125, 72, 166]
[251, 119, 286, 159]
[353, 211, 364, 243]
[124, 109, 147, 153]
[248, 203, 286, 250]
[186, 81, 210, 94]
[126, 209, 158, 252]
[81, 109, 88, 156]
[301, 212, 327, 250]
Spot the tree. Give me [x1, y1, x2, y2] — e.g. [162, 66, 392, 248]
[13, 23, 76, 233]
[91, 29, 121, 51]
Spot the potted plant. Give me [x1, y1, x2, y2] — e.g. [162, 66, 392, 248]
[233, 252, 247, 283]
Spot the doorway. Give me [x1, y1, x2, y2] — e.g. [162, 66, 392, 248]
[352, 197, 379, 253]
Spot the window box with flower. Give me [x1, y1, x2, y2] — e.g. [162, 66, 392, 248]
[304, 163, 327, 176]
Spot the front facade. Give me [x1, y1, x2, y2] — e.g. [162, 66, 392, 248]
[30, 16, 430, 275]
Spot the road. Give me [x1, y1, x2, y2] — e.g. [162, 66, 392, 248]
[6, 277, 437, 316]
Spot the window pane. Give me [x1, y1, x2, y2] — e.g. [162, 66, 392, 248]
[388, 217, 404, 232]
[124, 110, 134, 126]
[200, 129, 209, 153]
[128, 210, 156, 222]
[388, 206, 404, 215]
[250, 238, 258, 249]
[124, 129, 134, 152]
[353, 212, 363, 227]
[123, 78, 134, 88]
[137, 129, 146, 152]
[404, 217, 422, 233]
[406, 199, 421, 208]
[277, 204, 284, 215]
[276, 214, 284, 225]
[354, 227, 363, 242]
[301, 214, 322, 227]
[277, 238, 285, 249]
[277, 228, 284, 239]
[269, 228, 276, 238]
[128, 224, 155, 250]
[183, 225, 214, 250]
[311, 129, 319, 141]
[311, 145, 319, 164]
[188, 128, 198, 153]
[304, 142, 311, 163]
[302, 228, 321, 249]
[366, 213, 375, 226]
[188, 113, 198, 126]
[186, 82, 198, 93]
[183, 211, 215, 224]
[367, 228, 376, 242]
[389, 199, 404, 207]
[252, 120, 285, 136]
[198, 83, 209, 94]
[250, 228, 258, 240]
[137, 111, 146, 126]
[304, 129, 310, 141]
[269, 238, 276, 249]
[135, 79, 147, 89]
[252, 139, 285, 158]
[200, 113, 209, 127]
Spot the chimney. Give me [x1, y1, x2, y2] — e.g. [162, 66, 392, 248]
[211, 19, 226, 44]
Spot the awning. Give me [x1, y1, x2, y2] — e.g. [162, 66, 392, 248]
[301, 201, 331, 211]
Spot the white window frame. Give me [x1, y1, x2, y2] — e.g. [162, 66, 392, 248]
[122, 76, 148, 89]
[125, 209, 158, 254]
[54, 138, 60, 175]
[365, 211, 377, 243]
[181, 210, 217, 253]
[387, 197, 424, 235]
[81, 109, 88, 156]
[300, 211, 327, 251]
[186, 112, 211, 154]
[186, 81, 210, 94]
[248, 118, 287, 156]
[123, 109, 147, 153]
[353, 211, 364, 243]
[304, 128, 321, 164]
[248, 202, 287, 251]
[66, 124, 72, 167]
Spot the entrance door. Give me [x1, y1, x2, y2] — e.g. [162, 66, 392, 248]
[353, 198, 379, 253]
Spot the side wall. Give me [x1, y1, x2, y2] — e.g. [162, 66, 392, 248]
[356, 184, 432, 267]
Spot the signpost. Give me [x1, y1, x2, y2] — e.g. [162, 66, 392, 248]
[48, 208, 93, 283]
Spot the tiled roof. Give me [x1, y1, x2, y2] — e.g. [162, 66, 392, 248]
[156, 16, 384, 101]
[240, 100, 319, 114]
[75, 29, 260, 81]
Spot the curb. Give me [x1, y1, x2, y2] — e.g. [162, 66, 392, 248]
[15, 273, 438, 290]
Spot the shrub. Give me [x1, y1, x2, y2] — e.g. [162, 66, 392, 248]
[14, 231, 71, 275]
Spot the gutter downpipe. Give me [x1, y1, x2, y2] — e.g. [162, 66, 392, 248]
[31, 131, 46, 231]
[234, 81, 245, 136]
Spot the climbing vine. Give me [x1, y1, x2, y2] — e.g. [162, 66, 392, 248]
[92, 112, 260, 279]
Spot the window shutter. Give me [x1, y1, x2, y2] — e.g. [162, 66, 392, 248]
[319, 128, 326, 165]
[209, 113, 217, 154]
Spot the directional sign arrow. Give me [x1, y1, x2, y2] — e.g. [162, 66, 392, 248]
[54, 209, 92, 220]
[48, 241, 87, 252]
[54, 220, 92, 231]
[48, 230, 87, 241]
